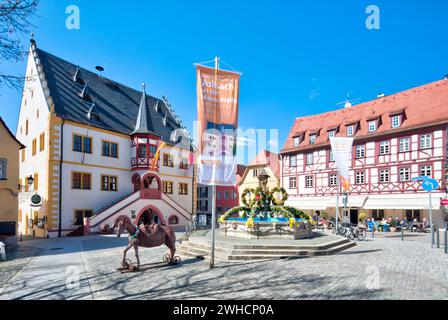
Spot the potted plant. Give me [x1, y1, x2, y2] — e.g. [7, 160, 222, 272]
[358, 211, 368, 224]
[389, 219, 398, 232]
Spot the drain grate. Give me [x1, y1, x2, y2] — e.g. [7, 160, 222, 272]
[49, 247, 64, 251]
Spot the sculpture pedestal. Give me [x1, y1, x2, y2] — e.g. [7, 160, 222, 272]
[220, 220, 312, 240]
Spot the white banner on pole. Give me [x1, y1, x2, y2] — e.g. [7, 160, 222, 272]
[330, 137, 354, 191]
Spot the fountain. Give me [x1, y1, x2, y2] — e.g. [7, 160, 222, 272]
[219, 171, 313, 239]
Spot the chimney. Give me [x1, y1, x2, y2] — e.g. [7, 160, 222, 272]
[377, 93, 385, 99]
[444, 73, 448, 80]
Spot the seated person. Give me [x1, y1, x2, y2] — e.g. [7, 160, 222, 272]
[139, 220, 159, 236]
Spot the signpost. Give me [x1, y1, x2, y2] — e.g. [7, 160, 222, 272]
[412, 176, 439, 247]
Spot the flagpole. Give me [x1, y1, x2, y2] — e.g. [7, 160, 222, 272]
[336, 176, 340, 232]
[210, 56, 220, 269]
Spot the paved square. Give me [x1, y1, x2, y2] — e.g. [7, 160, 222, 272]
[1, 232, 447, 300]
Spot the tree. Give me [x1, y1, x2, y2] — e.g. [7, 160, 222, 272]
[0, 0, 39, 90]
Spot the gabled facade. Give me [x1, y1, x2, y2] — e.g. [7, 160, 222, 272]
[16, 40, 195, 237]
[0, 117, 24, 237]
[281, 79, 448, 226]
[238, 150, 280, 205]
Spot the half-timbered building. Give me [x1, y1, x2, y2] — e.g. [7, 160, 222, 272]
[281, 79, 448, 226]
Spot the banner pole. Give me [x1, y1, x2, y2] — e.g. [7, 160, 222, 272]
[209, 56, 220, 269]
[210, 184, 216, 269]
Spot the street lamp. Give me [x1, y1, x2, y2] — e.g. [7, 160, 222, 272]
[27, 175, 34, 187]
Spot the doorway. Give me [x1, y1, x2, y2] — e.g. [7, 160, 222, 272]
[138, 209, 160, 226]
[350, 209, 359, 224]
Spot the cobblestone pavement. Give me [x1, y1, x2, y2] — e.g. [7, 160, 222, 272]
[1, 232, 447, 300]
[0, 246, 42, 289]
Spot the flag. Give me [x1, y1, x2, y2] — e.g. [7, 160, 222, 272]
[330, 137, 354, 191]
[150, 142, 166, 171]
[196, 64, 240, 186]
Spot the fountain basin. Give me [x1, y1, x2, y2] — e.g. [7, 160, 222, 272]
[220, 217, 312, 240]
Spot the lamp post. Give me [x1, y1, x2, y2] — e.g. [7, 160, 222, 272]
[27, 175, 35, 187]
[18, 175, 35, 240]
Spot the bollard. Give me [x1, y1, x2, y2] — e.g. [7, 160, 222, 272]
[430, 224, 435, 248]
[0, 242, 6, 261]
[372, 227, 375, 239]
[445, 228, 447, 254]
[437, 229, 440, 248]
[401, 227, 404, 241]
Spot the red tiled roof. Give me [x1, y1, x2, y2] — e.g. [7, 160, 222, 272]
[236, 164, 246, 184]
[282, 79, 448, 153]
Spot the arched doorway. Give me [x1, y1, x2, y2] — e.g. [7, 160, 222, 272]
[135, 205, 166, 226]
[138, 208, 160, 226]
[140, 173, 162, 199]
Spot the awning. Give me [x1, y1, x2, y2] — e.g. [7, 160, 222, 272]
[286, 198, 327, 210]
[363, 195, 444, 210]
[326, 196, 367, 208]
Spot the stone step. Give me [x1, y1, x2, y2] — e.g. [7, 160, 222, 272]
[179, 241, 233, 254]
[178, 238, 356, 262]
[186, 237, 350, 251]
[177, 247, 227, 262]
[177, 244, 228, 259]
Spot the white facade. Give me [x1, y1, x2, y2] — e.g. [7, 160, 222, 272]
[16, 41, 194, 238]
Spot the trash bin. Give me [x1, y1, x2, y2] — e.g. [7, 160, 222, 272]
[0, 242, 6, 261]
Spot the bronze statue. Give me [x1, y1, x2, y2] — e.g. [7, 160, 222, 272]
[113, 216, 178, 271]
[258, 172, 270, 193]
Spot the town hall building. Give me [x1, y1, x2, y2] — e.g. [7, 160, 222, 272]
[16, 39, 195, 237]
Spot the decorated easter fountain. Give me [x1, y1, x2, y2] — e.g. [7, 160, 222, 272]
[219, 171, 313, 239]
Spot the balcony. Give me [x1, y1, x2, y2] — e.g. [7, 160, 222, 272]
[141, 188, 162, 200]
[131, 157, 159, 172]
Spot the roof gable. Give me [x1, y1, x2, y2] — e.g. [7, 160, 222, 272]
[0, 117, 25, 149]
[282, 79, 448, 153]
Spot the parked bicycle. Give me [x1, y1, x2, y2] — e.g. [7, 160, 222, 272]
[334, 222, 366, 241]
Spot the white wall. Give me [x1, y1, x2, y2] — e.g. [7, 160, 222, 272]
[59, 123, 134, 230]
[16, 47, 51, 236]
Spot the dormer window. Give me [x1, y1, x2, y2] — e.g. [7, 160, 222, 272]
[347, 125, 355, 137]
[309, 134, 316, 145]
[293, 136, 301, 147]
[391, 115, 401, 128]
[328, 130, 335, 139]
[368, 121, 377, 132]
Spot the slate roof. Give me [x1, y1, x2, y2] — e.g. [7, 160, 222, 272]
[36, 47, 192, 149]
[282, 79, 448, 154]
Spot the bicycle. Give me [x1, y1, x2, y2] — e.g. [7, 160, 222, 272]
[349, 224, 366, 241]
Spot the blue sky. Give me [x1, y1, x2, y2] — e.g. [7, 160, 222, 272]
[1, 0, 447, 161]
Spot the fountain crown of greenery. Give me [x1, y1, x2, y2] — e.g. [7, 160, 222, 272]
[219, 173, 310, 222]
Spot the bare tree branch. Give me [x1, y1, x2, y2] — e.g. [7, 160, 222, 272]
[0, 0, 39, 90]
